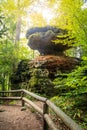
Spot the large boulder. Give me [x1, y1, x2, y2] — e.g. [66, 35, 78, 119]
[26, 26, 74, 55]
[11, 55, 79, 84]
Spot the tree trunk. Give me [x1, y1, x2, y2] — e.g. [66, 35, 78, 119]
[15, 16, 21, 42]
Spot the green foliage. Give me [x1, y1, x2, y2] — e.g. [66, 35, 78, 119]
[9, 100, 17, 105]
[52, 30, 76, 48]
[65, 60, 87, 95]
[27, 68, 54, 96]
[29, 76, 38, 89]
[49, 0, 87, 58]
[58, 0, 87, 49]
[0, 0, 38, 91]
[0, 14, 8, 38]
[51, 59, 87, 129]
[0, 40, 15, 91]
[51, 94, 87, 128]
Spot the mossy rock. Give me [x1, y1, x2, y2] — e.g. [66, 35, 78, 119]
[29, 76, 38, 88]
[31, 68, 49, 78]
[28, 76, 54, 96]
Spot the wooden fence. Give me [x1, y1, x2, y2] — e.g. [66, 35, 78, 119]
[0, 89, 84, 130]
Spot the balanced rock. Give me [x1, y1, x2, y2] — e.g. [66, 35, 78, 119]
[26, 26, 74, 55]
[11, 26, 79, 95]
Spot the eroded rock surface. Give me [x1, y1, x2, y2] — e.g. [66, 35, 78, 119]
[33, 55, 79, 73]
[11, 26, 79, 95]
[26, 26, 74, 55]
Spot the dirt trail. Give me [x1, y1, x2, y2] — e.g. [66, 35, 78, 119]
[0, 103, 43, 130]
[0, 101, 72, 130]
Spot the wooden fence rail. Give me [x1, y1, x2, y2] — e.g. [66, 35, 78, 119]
[0, 89, 84, 130]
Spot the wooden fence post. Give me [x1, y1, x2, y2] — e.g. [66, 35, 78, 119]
[21, 91, 25, 107]
[43, 102, 49, 130]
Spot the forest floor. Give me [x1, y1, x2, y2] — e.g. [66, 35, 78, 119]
[0, 101, 43, 130]
[0, 101, 70, 130]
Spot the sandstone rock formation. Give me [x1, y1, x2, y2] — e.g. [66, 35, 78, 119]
[26, 26, 74, 55]
[11, 26, 79, 95]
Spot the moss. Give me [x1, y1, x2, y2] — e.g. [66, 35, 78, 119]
[29, 76, 38, 88]
[32, 68, 49, 78]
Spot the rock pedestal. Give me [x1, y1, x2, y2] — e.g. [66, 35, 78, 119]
[11, 26, 80, 95]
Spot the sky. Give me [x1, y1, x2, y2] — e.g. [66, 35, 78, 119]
[82, 1, 87, 9]
[20, 0, 57, 46]
[26, 0, 56, 28]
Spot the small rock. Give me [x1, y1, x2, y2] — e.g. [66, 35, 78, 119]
[21, 107, 26, 111]
[0, 109, 5, 112]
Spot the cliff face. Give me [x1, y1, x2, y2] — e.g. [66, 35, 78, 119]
[11, 26, 80, 95]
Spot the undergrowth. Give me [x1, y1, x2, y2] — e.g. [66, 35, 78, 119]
[51, 59, 87, 129]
